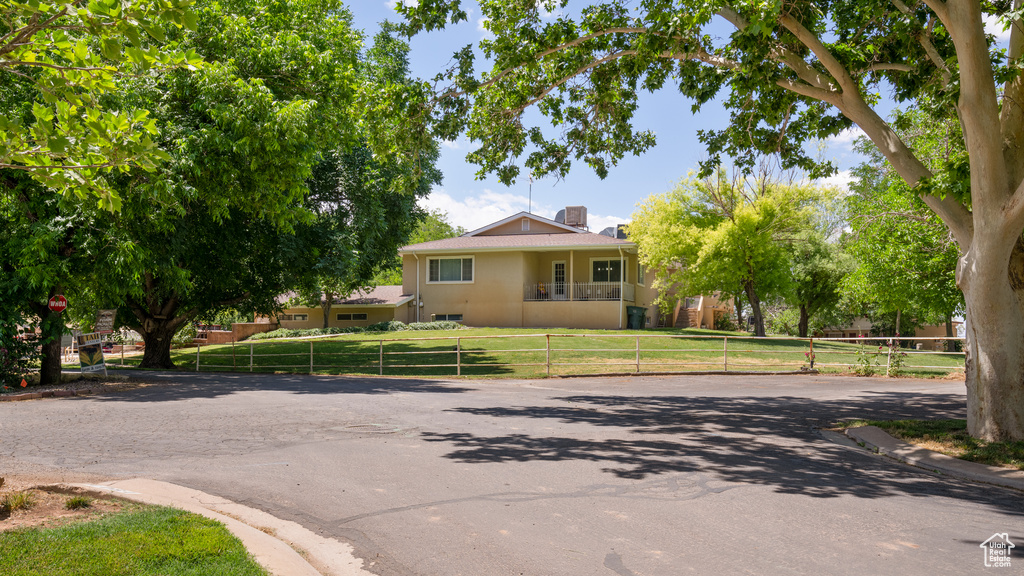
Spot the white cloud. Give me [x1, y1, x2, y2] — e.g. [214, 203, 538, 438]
[826, 127, 865, 150]
[815, 169, 857, 191]
[440, 137, 467, 150]
[477, 17, 493, 39]
[984, 14, 1013, 42]
[420, 190, 628, 232]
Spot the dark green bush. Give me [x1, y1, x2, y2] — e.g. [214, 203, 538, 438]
[246, 320, 466, 340]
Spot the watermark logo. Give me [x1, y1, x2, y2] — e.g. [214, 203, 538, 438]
[980, 533, 1014, 568]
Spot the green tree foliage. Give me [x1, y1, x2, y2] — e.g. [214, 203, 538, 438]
[373, 208, 466, 286]
[629, 172, 818, 337]
[786, 231, 854, 337]
[398, 1, 1024, 440]
[843, 111, 964, 337]
[1, 0, 204, 209]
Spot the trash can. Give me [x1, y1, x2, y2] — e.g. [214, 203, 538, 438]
[626, 306, 647, 330]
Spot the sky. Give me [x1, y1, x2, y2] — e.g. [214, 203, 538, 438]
[348, 3, 1010, 232]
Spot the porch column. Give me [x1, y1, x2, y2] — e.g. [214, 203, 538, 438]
[618, 247, 624, 329]
[569, 250, 574, 302]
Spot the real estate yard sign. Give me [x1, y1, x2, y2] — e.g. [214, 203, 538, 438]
[78, 333, 106, 375]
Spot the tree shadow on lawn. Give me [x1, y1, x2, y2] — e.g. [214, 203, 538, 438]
[422, 391, 1024, 513]
[86, 370, 476, 402]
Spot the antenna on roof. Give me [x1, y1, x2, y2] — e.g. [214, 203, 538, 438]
[528, 172, 533, 214]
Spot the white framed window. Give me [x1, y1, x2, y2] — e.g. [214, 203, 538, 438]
[433, 314, 463, 321]
[590, 258, 623, 282]
[637, 261, 646, 286]
[281, 313, 308, 321]
[427, 256, 474, 283]
[337, 313, 368, 321]
[522, 218, 530, 231]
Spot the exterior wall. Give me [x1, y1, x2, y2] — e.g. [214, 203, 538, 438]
[478, 219, 574, 236]
[409, 251, 527, 326]
[522, 300, 623, 329]
[275, 306, 397, 330]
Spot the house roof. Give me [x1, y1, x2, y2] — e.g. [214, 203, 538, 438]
[401, 232, 633, 254]
[463, 211, 588, 236]
[277, 286, 414, 308]
[335, 286, 414, 307]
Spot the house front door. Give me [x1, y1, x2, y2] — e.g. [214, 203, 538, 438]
[552, 261, 566, 298]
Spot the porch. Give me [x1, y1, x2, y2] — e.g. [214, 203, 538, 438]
[523, 282, 635, 302]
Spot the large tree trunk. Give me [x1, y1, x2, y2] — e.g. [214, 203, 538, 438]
[743, 281, 766, 337]
[734, 295, 744, 329]
[28, 289, 65, 385]
[798, 304, 809, 338]
[138, 319, 184, 369]
[959, 236, 1024, 441]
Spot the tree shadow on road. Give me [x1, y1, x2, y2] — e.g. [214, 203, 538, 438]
[421, 391, 1024, 514]
[85, 370, 475, 402]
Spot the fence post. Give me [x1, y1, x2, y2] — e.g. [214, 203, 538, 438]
[196, 343, 201, 372]
[635, 335, 641, 374]
[723, 336, 728, 372]
[379, 340, 384, 376]
[886, 338, 893, 377]
[232, 341, 236, 370]
[808, 337, 814, 369]
[121, 345, 124, 367]
[309, 341, 314, 374]
[546, 334, 551, 377]
[457, 337, 462, 377]
[249, 342, 253, 372]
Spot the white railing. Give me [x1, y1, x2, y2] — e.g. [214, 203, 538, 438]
[523, 282, 635, 301]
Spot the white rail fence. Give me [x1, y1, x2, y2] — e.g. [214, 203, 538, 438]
[108, 334, 968, 377]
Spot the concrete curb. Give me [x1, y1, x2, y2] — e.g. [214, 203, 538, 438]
[0, 389, 95, 402]
[68, 479, 375, 576]
[845, 426, 1024, 492]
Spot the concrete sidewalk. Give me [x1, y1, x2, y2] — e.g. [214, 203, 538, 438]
[845, 426, 1024, 492]
[70, 479, 375, 576]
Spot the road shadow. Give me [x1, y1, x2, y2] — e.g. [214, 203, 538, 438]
[421, 391, 1024, 513]
[83, 370, 475, 402]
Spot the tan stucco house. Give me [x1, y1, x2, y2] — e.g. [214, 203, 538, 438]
[398, 210, 659, 329]
[271, 209, 734, 331]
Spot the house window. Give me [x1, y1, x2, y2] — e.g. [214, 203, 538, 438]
[337, 313, 368, 321]
[522, 218, 530, 231]
[591, 259, 622, 282]
[281, 313, 308, 321]
[637, 262, 646, 286]
[428, 257, 473, 283]
[433, 314, 463, 321]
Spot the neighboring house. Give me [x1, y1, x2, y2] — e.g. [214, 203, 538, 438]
[272, 207, 732, 331]
[273, 286, 415, 330]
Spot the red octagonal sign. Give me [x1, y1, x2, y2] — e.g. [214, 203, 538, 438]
[48, 295, 67, 313]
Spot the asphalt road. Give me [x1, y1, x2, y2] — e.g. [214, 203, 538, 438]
[2, 371, 1021, 575]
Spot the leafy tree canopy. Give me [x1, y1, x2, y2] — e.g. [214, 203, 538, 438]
[1, 0, 204, 209]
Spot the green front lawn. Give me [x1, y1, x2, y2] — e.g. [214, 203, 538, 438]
[0, 506, 268, 576]
[97, 327, 965, 379]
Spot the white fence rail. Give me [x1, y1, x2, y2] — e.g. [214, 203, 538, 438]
[125, 333, 969, 378]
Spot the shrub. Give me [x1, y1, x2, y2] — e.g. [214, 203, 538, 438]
[0, 327, 39, 389]
[1, 491, 36, 514]
[171, 323, 198, 347]
[246, 320, 467, 341]
[65, 495, 93, 510]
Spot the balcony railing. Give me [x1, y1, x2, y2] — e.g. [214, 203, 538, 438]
[524, 282, 634, 302]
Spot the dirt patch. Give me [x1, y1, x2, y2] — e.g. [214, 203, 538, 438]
[0, 483, 131, 533]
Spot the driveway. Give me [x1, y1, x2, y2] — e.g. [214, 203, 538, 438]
[2, 372, 1020, 575]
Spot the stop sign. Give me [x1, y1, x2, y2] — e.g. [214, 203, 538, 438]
[47, 295, 67, 313]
